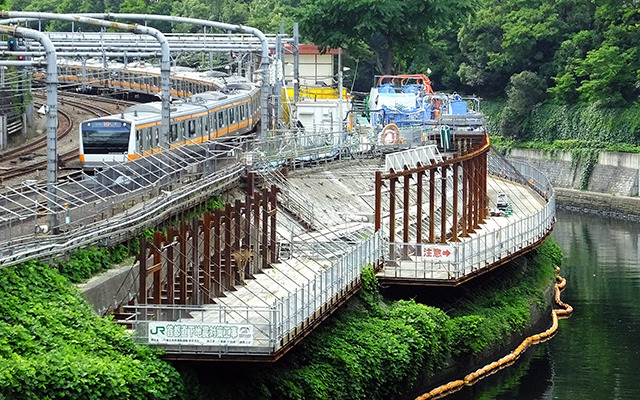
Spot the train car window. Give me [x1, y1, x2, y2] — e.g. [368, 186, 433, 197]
[188, 120, 196, 137]
[203, 115, 209, 134]
[218, 111, 225, 128]
[229, 108, 235, 125]
[154, 128, 160, 146]
[146, 129, 152, 148]
[169, 124, 178, 143]
[179, 121, 186, 139]
[81, 120, 131, 154]
[240, 104, 246, 120]
[136, 130, 141, 151]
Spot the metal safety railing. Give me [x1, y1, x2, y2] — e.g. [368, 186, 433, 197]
[0, 141, 244, 268]
[273, 230, 382, 348]
[128, 229, 383, 356]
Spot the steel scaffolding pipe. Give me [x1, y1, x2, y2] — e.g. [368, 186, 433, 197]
[0, 24, 58, 231]
[0, 11, 172, 147]
[76, 13, 271, 138]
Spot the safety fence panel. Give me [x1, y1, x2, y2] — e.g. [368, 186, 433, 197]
[130, 230, 382, 355]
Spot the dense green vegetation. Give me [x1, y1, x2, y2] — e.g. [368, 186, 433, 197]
[189, 239, 561, 399]
[0, 234, 561, 399]
[0, 260, 189, 399]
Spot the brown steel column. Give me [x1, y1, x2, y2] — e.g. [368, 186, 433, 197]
[403, 173, 410, 258]
[138, 236, 147, 304]
[473, 157, 481, 229]
[232, 201, 241, 286]
[245, 176, 253, 274]
[213, 209, 222, 297]
[166, 226, 175, 304]
[179, 221, 187, 304]
[468, 158, 476, 233]
[253, 192, 262, 272]
[461, 160, 469, 237]
[234, 199, 242, 252]
[225, 207, 234, 290]
[389, 177, 396, 246]
[153, 231, 162, 304]
[440, 165, 447, 244]
[480, 152, 488, 221]
[375, 171, 382, 232]
[429, 168, 435, 243]
[202, 213, 211, 303]
[261, 189, 269, 270]
[270, 186, 278, 264]
[416, 170, 424, 243]
[191, 218, 200, 302]
[452, 163, 459, 241]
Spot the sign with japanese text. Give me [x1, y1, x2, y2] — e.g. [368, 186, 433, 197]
[148, 322, 253, 346]
[421, 245, 456, 261]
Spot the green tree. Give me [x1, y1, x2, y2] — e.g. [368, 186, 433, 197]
[458, 0, 594, 96]
[500, 70, 546, 140]
[298, 0, 476, 75]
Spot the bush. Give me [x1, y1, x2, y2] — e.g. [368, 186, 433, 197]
[56, 244, 131, 283]
[198, 238, 561, 399]
[0, 260, 185, 399]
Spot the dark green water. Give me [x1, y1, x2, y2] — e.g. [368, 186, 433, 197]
[446, 209, 640, 400]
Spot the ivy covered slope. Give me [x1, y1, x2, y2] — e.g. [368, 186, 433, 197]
[199, 239, 562, 400]
[0, 260, 186, 400]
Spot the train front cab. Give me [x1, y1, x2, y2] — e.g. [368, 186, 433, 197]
[79, 119, 135, 169]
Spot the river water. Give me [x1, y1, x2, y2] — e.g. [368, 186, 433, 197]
[445, 209, 640, 400]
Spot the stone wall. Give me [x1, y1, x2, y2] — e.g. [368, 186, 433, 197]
[78, 264, 138, 316]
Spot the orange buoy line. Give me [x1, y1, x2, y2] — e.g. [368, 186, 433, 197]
[414, 267, 573, 400]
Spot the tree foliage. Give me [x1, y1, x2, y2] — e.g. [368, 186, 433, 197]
[298, 0, 477, 75]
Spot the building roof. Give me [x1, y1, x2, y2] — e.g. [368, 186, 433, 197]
[285, 44, 341, 55]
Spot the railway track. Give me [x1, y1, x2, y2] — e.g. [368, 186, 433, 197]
[0, 93, 133, 184]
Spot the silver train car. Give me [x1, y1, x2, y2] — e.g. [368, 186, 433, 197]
[79, 78, 260, 169]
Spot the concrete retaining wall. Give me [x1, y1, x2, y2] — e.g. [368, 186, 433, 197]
[508, 149, 639, 196]
[78, 263, 138, 316]
[507, 148, 640, 219]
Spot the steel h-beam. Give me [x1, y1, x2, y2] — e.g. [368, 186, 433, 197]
[416, 170, 424, 243]
[374, 171, 382, 232]
[389, 176, 396, 248]
[440, 165, 447, 244]
[402, 172, 410, 259]
[429, 168, 436, 243]
[452, 163, 459, 242]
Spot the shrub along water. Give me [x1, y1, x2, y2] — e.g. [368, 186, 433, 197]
[192, 238, 561, 400]
[0, 235, 560, 399]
